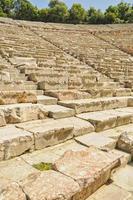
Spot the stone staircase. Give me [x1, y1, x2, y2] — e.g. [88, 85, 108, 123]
[0, 18, 133, 200]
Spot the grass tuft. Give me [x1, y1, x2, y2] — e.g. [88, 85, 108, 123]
[33, 162, 53, 171]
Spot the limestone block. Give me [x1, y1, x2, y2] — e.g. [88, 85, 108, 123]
[0, 126, 34, 160]
[0, 178, 26, 200]
[17, 119, 74, 150]
[0, 157, 38, 181]
[0, 91, 37, 105]
[9, 57, 37, 66]
[86, 184, 132, 200]
[21, 171, 80, 200]
[0, 104, 48, 124]
[77, 111, 117, 132]
[42, 105, 75, 119]
[117, 132, 133, 154]
[0, 111, 6, 127]
[75, 133, 116, 151]
[54, 147, 123, 199]
[112, 164, 133, 192]
[45, 89, 91, 101]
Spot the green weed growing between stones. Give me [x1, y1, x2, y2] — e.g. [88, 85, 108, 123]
[33, 162, 53, 171]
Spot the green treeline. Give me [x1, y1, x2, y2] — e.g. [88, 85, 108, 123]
[0, 0, 133, 24]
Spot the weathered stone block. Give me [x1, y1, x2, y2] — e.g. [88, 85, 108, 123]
[21, 171, 80, 200]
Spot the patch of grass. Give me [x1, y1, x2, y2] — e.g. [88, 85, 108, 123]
[33, 162, 53, 171]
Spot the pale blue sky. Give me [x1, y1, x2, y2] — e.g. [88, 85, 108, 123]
[30, 0, 133, 10]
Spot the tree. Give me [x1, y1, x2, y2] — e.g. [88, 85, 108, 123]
[117, 2, 131, 21]
[105, 5, 118, 24]
[0, 7, 7, 16]
[38, 8, 49, 22]
[87, 7, 105, 24]
[105, 12, 117, 24]
[48, 0, 69, 23]
[126, 7, 133, 23]
[0, 0, 14, 16]
[48, 0, 60, 8]
[14, 0, 38, 20]
[69, 3, 86, 24]
[0, 0, 132, 24]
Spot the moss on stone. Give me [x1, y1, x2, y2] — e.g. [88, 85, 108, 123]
[33, 162, 53, 171]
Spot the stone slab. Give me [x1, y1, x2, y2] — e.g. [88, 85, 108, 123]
[21, 170, 80, 200]
[0, 178, 26, 200]
[56, 117, 94, 136]
[54, 147, 123, 199]
[21, 140, 86, 165]
[0, 157, 38, 181]
[117, 132, 133, 154]
[0, 91, 37, 105]
[111, 149, 132, 168]
[0, 110, 6, 127]
[112, 164, 133, 192]
[42, 104, 75, 119]
[86, 184, 132, 200]
[17, 118, 74, 150]
[21, 146, 60, 165]
[0, 125, 34, 160]
[0, 103, 48, 124]
[59, 97, 129, 114]
[75, 133, 116, 151]
[37, 95, 57, 105]
[45, 89, 91, 100]
[77, 111, 117, 132]
[96, 129, 122, 141]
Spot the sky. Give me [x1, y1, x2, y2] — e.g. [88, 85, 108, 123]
[30, 0, 133, 11]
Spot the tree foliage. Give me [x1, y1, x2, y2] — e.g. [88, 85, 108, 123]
[48, 1, 69, 22]
[14, 0, 38, 20]
[69, 3, 86, 23]
[0, 0, 132, 24]
[87, 7, 105, 24]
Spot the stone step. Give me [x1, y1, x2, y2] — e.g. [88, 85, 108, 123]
[0, 82, 37, 91]
[45, 89, 91, 100]
[82, 87, 131, 98]
[20, 66, 50, 74]
[0, 178, 27, 200]
[2, 146, 123, 200]
[0, 125, 34, 161]
[9, 56, 37, 66]
[30, 90, 44, 95]
[41, 104, 75, 119]
[75, 132, 117, 151]
[16, 116, 94, 138]
[59, 96, 132, 114]
[21, 140, 87, 166]
[53, 146, 123, 199]
[96, 123, 133, 145]
[112, 149, 132, 168]
[37, 95, 57, 105]
[0, 111, 6, 127]
[114, 88, 132, 97]
[86, 184, 132, 200]
[10, 73, 27, 81]
[117, 131, 133, 155]
[76, 107, 133, 132]
[28, 72, 66, 82]
[0, 91, 37, 105]
[38, 79, 68, 90]
[16, 118, 74, 151]
[112, 163, 133, 193]
[0, 103, 48, 125]
[0, 118, 76, 161]
[21, 170, 80, 200]
[0, 142, 128, 200]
